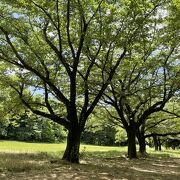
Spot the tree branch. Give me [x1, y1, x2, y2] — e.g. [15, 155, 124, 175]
[161, 109, 180, 118]
[85, 48, 127, 119]
[145, 132, 180, 138]
[0, 26, 70, 107]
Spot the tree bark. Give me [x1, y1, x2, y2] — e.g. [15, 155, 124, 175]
[158, 137, 161, 151]
[137, 131, 147, 156]
[62, 128, 81, 163]
[153, 135, 158, 151]
[136, 123, 148, 156]
[127, 127, 137, 158]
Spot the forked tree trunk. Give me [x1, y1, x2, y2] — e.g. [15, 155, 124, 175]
[62, 128, 81, 163]
[127, 127, 137, 158]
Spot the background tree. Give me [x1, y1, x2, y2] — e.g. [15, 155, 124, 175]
[115, 127, 128, 146]
[6, 113, 67, 142]
[81, 108, 116, 146]
[144, 103, 180, 151]
[102, 0, 180, 158]
[104, 49, 179, 158]
[0, 84, 26, 138]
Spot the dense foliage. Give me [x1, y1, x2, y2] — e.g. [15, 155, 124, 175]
[1, 114, 67, 143]
[0, 0, 179, 163]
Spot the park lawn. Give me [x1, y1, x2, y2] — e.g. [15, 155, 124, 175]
[0, 140, 126, 153]
[0, 141, 180, 180]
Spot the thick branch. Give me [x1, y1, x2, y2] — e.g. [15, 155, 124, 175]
[66, 0, 76, 59]
[145, 117, 179, 132]
[43, 23, 71, 75]
[0, 26, 70, 106]
[137, 101, 165, 127]
[11, 84, 70, 129]
[44, 83, 55, 115]
[85, 48, 127, 119]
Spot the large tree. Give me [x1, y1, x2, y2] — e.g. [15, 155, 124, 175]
[103, 0, 180, 158]
[0, 0, 132, 163]
[1, 0, 177, 162]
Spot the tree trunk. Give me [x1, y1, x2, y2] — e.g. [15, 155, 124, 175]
[62, 128, 81, 163]
[136, 122, 147, 156]
[127, 127, 137, 158]
[153, 135, 158, 151]
[158, 137, 161, 151]
[137, 133, 147, 156]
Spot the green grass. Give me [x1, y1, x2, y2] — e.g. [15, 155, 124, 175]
[0, 140, 129, 159]
[0, 140, 66, 153]
[1, 140, 179, 157]
[0, 140, 127, 152]
[0, 141, 179, 179]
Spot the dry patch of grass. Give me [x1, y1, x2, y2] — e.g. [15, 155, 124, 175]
[0, 150, 180, 180]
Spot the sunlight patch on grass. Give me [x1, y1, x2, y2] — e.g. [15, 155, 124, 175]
[0, 141, 66, 153]
[80, 144, 127, 152]
[131, 166, 158, 173]
[147, 148, 180, 158]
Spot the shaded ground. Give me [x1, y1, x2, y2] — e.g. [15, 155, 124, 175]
[0, 151, 180, 180]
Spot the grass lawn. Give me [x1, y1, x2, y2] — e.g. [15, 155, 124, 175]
[0, 140, 180, 180]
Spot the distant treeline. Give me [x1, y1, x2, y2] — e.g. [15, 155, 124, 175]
[1, 114, 179, 150]
[0, 114, 118, 145]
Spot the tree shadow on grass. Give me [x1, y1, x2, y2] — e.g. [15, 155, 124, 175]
[48, 150, 180, 180]
[0, 150, 180, 179]
[0, 151, 59, 173]
[46, 155, 180, 180]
